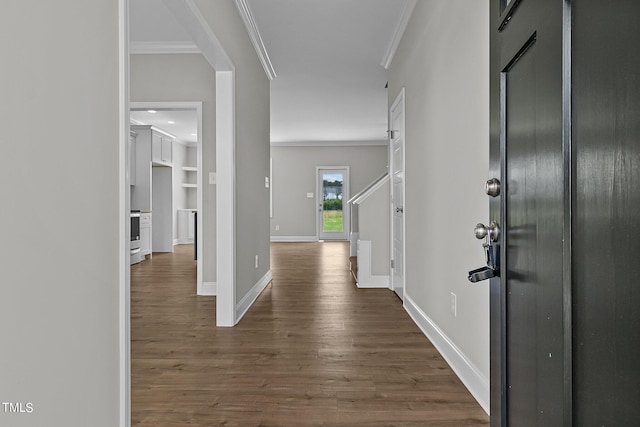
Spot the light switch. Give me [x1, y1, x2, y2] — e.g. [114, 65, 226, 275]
[209, 172, 216, 185]
[307, 192, 314, 198]
[265, 177, 270, 188]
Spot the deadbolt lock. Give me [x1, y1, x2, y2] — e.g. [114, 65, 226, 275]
[485, 178, 501, 197]
[469, 220, 501, 283]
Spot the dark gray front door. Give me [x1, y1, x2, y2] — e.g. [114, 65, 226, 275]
[489, 1, 640, 426]
[490, 1, 568, 425]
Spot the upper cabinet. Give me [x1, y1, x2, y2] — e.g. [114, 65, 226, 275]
[152, 131, 173, 166]
[130, 124, 175, 211]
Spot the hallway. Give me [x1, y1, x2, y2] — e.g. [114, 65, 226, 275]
[131, 242, 488, 426]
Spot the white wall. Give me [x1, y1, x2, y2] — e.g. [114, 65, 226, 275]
[0, 1, 121, 425]
[271, 145, 388, 239]
[130, 53, 216, 282]
[194, 0, 272, 306]
[388, 0, 490, 411]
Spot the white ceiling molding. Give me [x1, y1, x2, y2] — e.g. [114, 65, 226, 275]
[233, 0, 277, 80]
[380, 0, 417, 69]
[162, 0, 234, 71]
[130, 41, 201, 55]
[271, 140, 388, 148]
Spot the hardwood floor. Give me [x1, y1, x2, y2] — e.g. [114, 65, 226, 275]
[131, 242, 489, 426]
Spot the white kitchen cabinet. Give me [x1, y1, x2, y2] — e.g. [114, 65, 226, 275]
[140, 213, 152, 257]
[152, 131, 173, 166]
[131, 125, 175, 211]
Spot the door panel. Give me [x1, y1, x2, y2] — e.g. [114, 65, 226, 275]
[504, 40, 564, 425]
[573, 1, 640, 424]
[390, 91, 405, 300]
[490, 0, 567, 425]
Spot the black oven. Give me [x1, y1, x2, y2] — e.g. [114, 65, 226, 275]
[130, 211, 141, 251]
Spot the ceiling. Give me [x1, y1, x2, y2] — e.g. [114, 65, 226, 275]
[129, 0, 412, 145]
[130, 109, 198, 145]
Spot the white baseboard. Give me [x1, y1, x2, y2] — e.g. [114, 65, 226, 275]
[199, 282, 217, 296]
[176, 239, 194, 245]
[270, 235, 318, 242]
[356, 239, 390, 288]
[404, 294, 490, 414]
[236, 270, 272, 323]
[173, 238, 179, 246]
[357, 274, 389, 288]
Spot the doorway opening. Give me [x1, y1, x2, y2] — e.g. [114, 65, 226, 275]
[129, 103, 204, 293]
[317, 166, 350, 240]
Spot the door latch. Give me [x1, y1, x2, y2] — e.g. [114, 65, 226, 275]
[468, 221, 500, 283]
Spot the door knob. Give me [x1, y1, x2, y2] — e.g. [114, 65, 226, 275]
[474, 221, 500, 242]
[396, 207, 404, 213]
[485, 178, 501, 197]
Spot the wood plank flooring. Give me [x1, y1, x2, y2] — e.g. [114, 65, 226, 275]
[131, 242, 489, 426]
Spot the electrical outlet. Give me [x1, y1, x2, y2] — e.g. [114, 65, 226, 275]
[275, 225, 280, 231]
[209, 172, 216, 185]
[307, 192, 314, 198]
[450, 292, 457, 317]
[255, 255, 259, 269]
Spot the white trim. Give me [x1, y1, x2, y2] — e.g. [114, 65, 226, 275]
[201, 282, 217, 296]
[162, 0, 234, 71]
[271, 140, 388, 148]
[216, 71, 236, 327]
[270, 235, 318, 242]
[236, 270, 272, 323]
[118, 0, 131, 425]
[381, 0, 417, 69]
[404, 294, 490, 415]
[356, 240, 389, 288]
[173, 238, 179, 246]
[233, 0, 277, 80]
[129, 41, 201, 55]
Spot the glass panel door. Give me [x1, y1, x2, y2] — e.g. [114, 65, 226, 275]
[317, 167, 349, 240]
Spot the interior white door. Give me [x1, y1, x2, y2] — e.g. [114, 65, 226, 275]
[317, 167, 349, 240]
[390, 90, 405, 300]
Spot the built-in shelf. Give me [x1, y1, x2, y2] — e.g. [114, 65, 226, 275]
[182, 166, 197, 172]
[182, 183, 198, 188]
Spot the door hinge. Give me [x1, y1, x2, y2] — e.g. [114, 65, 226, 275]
[391, 259, 395, 269]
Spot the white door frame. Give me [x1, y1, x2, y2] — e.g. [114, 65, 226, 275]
[389, 88, 406, 299]
[118, 1, 130, 424]
[130, 101, 204, 292]
[316, 166, 350, 241]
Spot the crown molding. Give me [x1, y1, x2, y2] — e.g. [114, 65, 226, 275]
[380, 0, 417, 69]
[129, 41, 201, 55]
[271, 140, 388, 148]
[234, 0, 277, 80]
